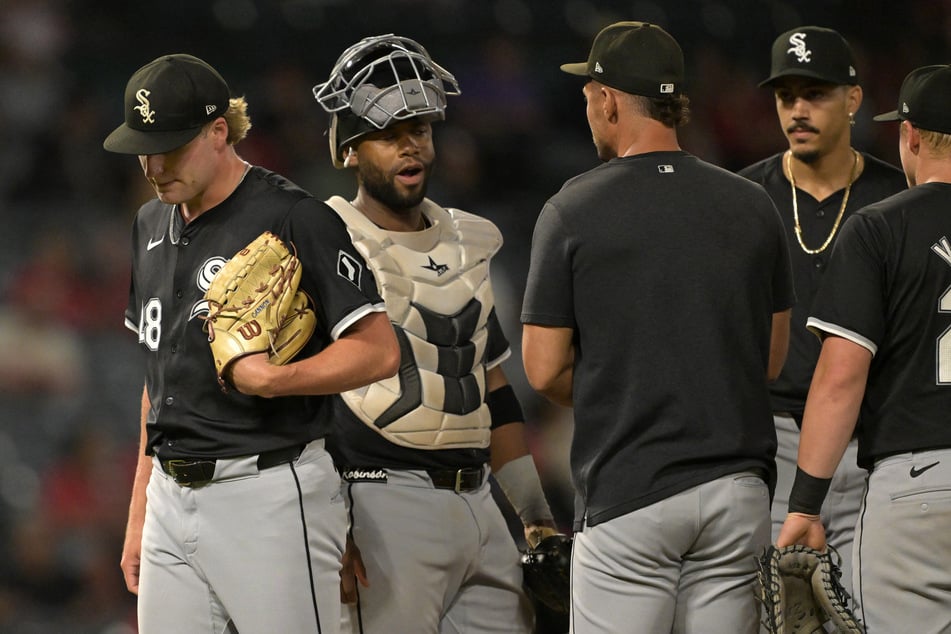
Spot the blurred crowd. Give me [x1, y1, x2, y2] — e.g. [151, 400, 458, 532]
[0, 0, 947, 631]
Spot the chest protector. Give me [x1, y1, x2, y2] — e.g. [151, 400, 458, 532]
[326, 196, 502, 449]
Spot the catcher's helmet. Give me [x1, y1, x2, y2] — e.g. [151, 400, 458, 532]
[313, 34, 460, 168]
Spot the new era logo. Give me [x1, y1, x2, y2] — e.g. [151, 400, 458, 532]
[594, 62, 604, 74]
[206, 105, 217, 115]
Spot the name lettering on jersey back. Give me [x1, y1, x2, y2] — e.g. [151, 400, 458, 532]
[342, 468, 388, 483]
[932, 236, 951, 267]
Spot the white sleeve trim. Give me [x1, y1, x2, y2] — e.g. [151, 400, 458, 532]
[806, 317, 878, 356]
[331, 302, 387, 341]
[485, 347, 512, 371]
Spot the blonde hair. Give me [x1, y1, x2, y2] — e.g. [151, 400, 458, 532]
[223, 96, 252, 145]
[918, 127, 951, 156]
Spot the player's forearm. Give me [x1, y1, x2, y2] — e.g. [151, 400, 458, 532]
[128, 388, 153, 536]
[251, 311, 399, 397]
[796, 337, 869, 478]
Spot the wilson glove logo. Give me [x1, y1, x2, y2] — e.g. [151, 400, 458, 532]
[238, 320, 263, 341]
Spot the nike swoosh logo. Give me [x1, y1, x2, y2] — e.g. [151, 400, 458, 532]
[147, 236, 165, 251]
[909, 461, 940, 478]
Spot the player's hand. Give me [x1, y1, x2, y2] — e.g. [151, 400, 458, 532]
[776, 512, 827, 551]
[228, 353, 278, 397]
[120, 520, 144, 595]
[524, 521, 559, 549]
[340, 535, 369, 604]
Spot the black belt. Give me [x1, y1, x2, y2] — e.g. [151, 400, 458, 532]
[160, 444, 304, 488]
[427, 466, 484, 493]
[342, 465, 485, 493]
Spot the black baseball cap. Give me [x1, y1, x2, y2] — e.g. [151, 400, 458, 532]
[759, 26, 858, 87]
[560, 21, 684, 98]
[103, 54, 231, 155]
[873, 64, 951, 134]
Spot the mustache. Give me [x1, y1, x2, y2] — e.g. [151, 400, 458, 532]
[787, 123, 820, 134]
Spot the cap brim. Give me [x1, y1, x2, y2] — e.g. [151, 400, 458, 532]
[758, 69, 846, 88]
[560, 62, 589, 77]
[872, 110, 901, 122]
[103, 123, 203, 155]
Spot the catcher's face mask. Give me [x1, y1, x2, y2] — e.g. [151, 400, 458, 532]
[313, 34, 460, 168]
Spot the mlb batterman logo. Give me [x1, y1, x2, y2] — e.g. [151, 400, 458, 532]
[787, 32, 811, 63]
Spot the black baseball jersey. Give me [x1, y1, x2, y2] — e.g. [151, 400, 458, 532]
[124, 166, 385, 460]
[806, 182, 951, 468]
[738, 152, 907, 419]
[521, 151, 795, 528]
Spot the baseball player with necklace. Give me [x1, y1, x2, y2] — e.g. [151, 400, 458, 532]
[738, 26, 907, 596]
[312, 34, 560, 633]
[777, 64, 951, 634]
[104, 54, 399, 634]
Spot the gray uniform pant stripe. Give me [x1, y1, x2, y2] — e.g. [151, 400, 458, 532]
[855, 449, 951, 633]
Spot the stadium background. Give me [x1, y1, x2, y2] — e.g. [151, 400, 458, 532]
[0, 1, 945, 631]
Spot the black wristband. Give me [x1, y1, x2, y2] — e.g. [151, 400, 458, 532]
[487, 384, 524, 429]
[788, 466, 832, 515]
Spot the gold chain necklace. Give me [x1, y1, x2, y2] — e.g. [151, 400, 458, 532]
[786, 149, 860, 254]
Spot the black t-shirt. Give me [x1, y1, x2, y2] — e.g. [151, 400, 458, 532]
[738, 153, 906, 418]
[522, 151, 795, 527]
[807, 183, 951, 468]
[125, 166, 385, 459]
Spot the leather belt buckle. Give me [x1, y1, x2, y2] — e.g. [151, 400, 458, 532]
[428, 466, 483, 492]
[163, 459, 216, 487]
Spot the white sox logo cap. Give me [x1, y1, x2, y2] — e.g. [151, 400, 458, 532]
[873, 64, 951, 134]
[560, 21, 684, 98]
[103, 54, 231, 155]
[760, 26, 858, 87]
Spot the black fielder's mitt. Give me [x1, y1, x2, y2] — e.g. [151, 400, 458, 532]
[756, 544, 864, 634]
[520, 533, 571, 615]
